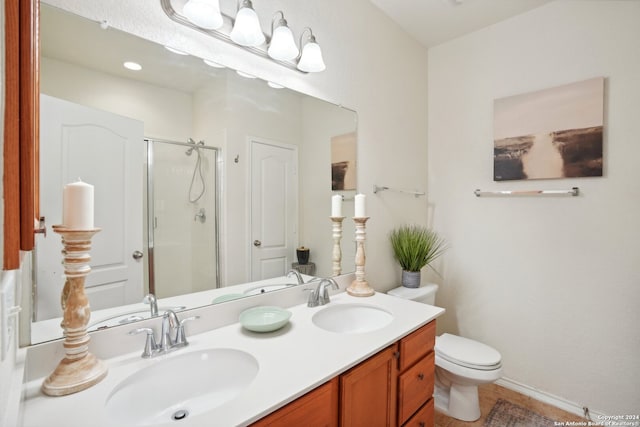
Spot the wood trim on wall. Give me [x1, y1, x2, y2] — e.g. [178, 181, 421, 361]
[3, 0, 39, 270]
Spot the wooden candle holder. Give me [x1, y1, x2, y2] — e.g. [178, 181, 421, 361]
[330, 216, 345, 276]
[346, 217, 375, 297]
[42, 226, 108, 396]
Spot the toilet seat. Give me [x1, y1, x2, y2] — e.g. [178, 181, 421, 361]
[436, 334, 502, 371]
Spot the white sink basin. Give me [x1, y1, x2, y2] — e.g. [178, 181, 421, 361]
[312, 304, 394, 333]
[105, 349, 259, 426]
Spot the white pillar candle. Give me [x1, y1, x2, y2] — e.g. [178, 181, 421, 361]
[354, 193, 366, 217]
[63, 179, 94, 229]
[331, 194, 343, 217]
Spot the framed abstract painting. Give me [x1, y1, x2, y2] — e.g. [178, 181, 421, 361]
[493, 77, 604, 181]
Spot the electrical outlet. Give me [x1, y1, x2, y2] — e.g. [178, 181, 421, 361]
[1, 275, 17, 361]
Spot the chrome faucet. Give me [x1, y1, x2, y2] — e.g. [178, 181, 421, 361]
[143, 293, 158, 317]
[307, 278, 340, 307]
[160, 310, 180, 351]
[286, 269, 305, 284]
[129, 310, 199, 358]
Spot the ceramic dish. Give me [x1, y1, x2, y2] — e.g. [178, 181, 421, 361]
[239, 306, 292, 332]
[212, 293, 244, 304]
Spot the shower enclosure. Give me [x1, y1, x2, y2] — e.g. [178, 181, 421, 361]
[145, 138, 221, 298]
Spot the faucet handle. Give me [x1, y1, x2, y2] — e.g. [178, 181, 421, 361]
[174, 316, 200, 347]
[129, 327, 158, 358]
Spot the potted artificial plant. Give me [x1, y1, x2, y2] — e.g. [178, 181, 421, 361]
[389, 225, 447, 288]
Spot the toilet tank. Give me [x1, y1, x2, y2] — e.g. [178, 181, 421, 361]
[387, 283, 439, 305]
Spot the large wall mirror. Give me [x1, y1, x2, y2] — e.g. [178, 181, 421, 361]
[29, 4, 357, 344]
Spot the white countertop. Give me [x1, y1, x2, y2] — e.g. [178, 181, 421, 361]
[21, 291, 444, 427]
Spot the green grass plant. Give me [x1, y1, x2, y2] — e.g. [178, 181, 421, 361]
[389, 225, 446, 272]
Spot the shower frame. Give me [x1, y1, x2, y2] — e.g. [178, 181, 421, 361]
[145, 138, 222, 295]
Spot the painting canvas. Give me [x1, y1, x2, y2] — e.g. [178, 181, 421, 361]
[331, 132, 357, 190]
[493, 77, 604, 181]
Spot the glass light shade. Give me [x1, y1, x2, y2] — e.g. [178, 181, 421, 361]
[183, 0, 223, 30]
[297, 41, 326, 72]
[230, 5, 265, 47]
[268, 25, 299, 61]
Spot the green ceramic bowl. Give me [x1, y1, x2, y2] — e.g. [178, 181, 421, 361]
[239, 306, 292, 333]
[212, 293, 244, 304]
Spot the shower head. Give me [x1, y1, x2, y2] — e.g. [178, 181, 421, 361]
[185, 138, 205, 156]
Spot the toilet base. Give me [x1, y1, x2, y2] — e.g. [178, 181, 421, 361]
[434, 381, 481, 422]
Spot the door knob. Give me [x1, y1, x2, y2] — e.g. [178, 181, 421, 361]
[253, 240, 262, 247]
[132, 250, 144, 260]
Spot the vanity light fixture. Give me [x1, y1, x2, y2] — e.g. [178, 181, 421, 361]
[267, 11, 299, 61]
[160, 0, 326, 73]
[183, 0, 223, 30]
[230, 0, 265, 47]
[297, 28, 326, 72]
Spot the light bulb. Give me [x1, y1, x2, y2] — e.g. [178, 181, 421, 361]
[183, 0, 223, 30]
[230, 1, 265, 47]
[268, 24, 299, 61]
[297, 37, 325, 72]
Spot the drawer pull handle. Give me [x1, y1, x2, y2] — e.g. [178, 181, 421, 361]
[419, 422, 425, 427]
[417, 373, 425, 380]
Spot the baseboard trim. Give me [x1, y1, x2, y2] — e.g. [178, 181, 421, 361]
[496, 377, 607, 420]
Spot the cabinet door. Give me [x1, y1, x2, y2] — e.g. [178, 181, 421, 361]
[340, 345, 398, 427]
[251, 378, 338, 427]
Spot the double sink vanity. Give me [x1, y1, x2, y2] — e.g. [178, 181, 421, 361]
[19, 277, 444, 426]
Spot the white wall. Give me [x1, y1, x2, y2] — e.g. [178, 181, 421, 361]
[41, 57, 193, 140]
[428, 0, 640, 415]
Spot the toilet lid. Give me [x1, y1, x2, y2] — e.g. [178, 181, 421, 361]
[436, 334, 502, 370]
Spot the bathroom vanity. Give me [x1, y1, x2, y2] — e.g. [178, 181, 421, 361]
[253, 321, 436, 426]
[18, 290, 444, 427]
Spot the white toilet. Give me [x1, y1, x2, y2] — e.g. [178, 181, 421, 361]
[387, 284, 503, 422]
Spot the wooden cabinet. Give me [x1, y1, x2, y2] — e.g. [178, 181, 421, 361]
[3, 0, 40, 269]
[251, 378, 339, 427]
[251, 320, 437, 427]
[340, 344, 398, 426]
[397, 321, 436, 426]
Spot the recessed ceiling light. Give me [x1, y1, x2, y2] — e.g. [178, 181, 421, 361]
[123, 61, 142, 71]
[164, 45, 189, 55]
[267, 81, 284, 89]
[203, 59, 225, 68]
[236, 70, 256, 79]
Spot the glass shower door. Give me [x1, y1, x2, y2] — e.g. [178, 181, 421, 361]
[146, 139, 220, 298]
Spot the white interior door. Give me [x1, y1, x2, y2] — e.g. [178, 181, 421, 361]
[36, 94, 145, 320]
[250, 139, 298, 280]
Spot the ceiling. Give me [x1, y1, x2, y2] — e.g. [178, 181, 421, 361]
[369, 0, 555, 48]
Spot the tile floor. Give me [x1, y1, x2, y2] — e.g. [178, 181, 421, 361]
[434, 383, 587, 427]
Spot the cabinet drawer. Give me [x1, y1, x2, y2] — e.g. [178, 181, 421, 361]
[399, 321, 436, 372]
[397, 352, 435, 426]
[403, 398, 434, 427]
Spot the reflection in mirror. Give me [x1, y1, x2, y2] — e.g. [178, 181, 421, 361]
[29, 4, 357, 344]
